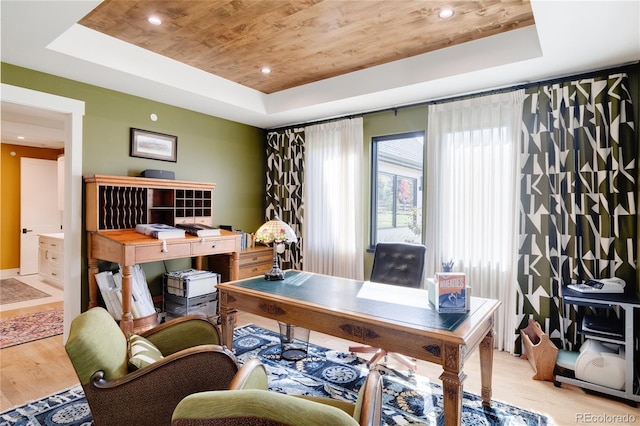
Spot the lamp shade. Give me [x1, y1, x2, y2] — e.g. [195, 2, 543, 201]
[254, 215, 298, 244]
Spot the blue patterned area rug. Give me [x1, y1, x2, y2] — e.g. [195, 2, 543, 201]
[0, 324, 552, 425]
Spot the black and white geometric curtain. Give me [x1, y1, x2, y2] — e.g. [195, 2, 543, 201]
[265, 128, 305, 270]
[517, 72, 637, 351]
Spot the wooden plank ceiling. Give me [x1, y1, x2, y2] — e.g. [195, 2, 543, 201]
[79, 0, 534, 94]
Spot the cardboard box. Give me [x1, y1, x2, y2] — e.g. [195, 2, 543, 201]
[429, 273, 468, 313]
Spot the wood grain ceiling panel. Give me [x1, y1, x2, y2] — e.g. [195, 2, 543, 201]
[79, 0, 534, 94]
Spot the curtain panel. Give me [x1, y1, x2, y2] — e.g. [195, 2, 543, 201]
[517, 73, 637, 352]
[425, 91, 525, 352]
[265, 128, 305, 270]
[303, 118, 364, 280]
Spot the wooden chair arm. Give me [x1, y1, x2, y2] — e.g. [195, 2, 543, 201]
[228, 358, 268, 390]
[356, 369, 383, 426]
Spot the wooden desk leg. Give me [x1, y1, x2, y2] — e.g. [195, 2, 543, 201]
[229, 251, 239, 281]
[195, 255, 203, 270]
[219, 293, 237, 350]
[119, 265, 134, 335]
[439, 343, 465, 426]
[88, 257, 99, 309]
[479, 329, 494, 407]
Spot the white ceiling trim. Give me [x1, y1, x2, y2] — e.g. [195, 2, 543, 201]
[48, 24, 268, 114]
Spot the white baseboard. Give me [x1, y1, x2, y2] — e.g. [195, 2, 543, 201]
[0, 268, 20, 279]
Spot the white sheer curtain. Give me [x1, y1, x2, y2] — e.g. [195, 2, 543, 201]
[425, 91, 524, 352]
[303, 118, 364, 280]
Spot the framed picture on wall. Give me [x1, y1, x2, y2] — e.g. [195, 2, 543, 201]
[130, 128, 178, 162]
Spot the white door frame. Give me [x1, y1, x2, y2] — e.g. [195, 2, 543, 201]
[2, 83, 84, 340]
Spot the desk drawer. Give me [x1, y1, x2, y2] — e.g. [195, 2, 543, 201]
[240, 250, 272, 266]
[191, 237, 237, 256]
[135, 242, 192, 263]
[238, 262, 272, 279]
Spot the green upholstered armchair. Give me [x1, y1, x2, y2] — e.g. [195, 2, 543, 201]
[65, 307, 256, 426]
[171, 363, 383, 426]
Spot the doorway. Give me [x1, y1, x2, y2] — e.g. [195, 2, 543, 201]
[2, 83, 84, 340]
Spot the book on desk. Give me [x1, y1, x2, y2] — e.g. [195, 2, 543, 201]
[427, 273, 469, 313]
[135, 223, 185, 239]
[176, 223, 221, 237]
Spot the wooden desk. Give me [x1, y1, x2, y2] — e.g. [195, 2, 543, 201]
[88, 229, 241, 334]
[218, 270, 501, 426]
[84, 174, 241, 335]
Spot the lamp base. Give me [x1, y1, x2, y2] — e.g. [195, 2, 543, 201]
[264, 267, 285, 281]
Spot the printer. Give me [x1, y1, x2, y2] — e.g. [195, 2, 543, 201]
[556, 339, 626, 390]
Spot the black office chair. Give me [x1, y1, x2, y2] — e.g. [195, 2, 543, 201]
[350, 242, 427, 372]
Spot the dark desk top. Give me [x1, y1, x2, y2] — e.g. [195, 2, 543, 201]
[225, 270, 488, 332]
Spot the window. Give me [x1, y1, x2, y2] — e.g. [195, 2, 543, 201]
[371, 131, 424, 247]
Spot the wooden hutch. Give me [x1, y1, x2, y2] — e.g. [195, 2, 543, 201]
[84, 174, 241, 334]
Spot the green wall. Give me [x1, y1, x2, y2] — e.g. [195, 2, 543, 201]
[1, 63, 266, 303]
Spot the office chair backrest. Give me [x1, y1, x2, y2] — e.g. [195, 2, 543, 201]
[370, 242, 426, 288]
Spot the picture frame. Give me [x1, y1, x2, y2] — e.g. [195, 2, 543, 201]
[130, 128, 177, 162]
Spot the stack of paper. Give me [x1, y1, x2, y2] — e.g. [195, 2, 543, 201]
[95, 264, 156, 320]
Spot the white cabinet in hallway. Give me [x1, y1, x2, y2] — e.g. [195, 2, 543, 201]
[38, 233, 64, 288]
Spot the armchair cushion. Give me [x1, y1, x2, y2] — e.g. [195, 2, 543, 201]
[128, 334, 164, 371]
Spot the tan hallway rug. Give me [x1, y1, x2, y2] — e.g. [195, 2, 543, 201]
[0, 278, 51, 305]
[0, 308, 63, 349]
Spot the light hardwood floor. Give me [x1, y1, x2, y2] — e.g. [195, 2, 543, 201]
[1, 307, 637, 425]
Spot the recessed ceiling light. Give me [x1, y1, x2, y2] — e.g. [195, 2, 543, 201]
[17, 136, 25, 140]
[148, 16, 162, 25]
[438, 9, 454, 19]
[261, 67, 271, 74]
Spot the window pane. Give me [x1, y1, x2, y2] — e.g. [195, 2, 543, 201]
[377, 172, 394, 229]
[371, 132, 424, 246]
[395, 176, 416, 227]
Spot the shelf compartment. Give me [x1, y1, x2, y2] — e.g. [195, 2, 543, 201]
[98, 185, 147, 229]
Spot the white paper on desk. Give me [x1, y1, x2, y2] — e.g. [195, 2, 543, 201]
[357, 281, 428, 309]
